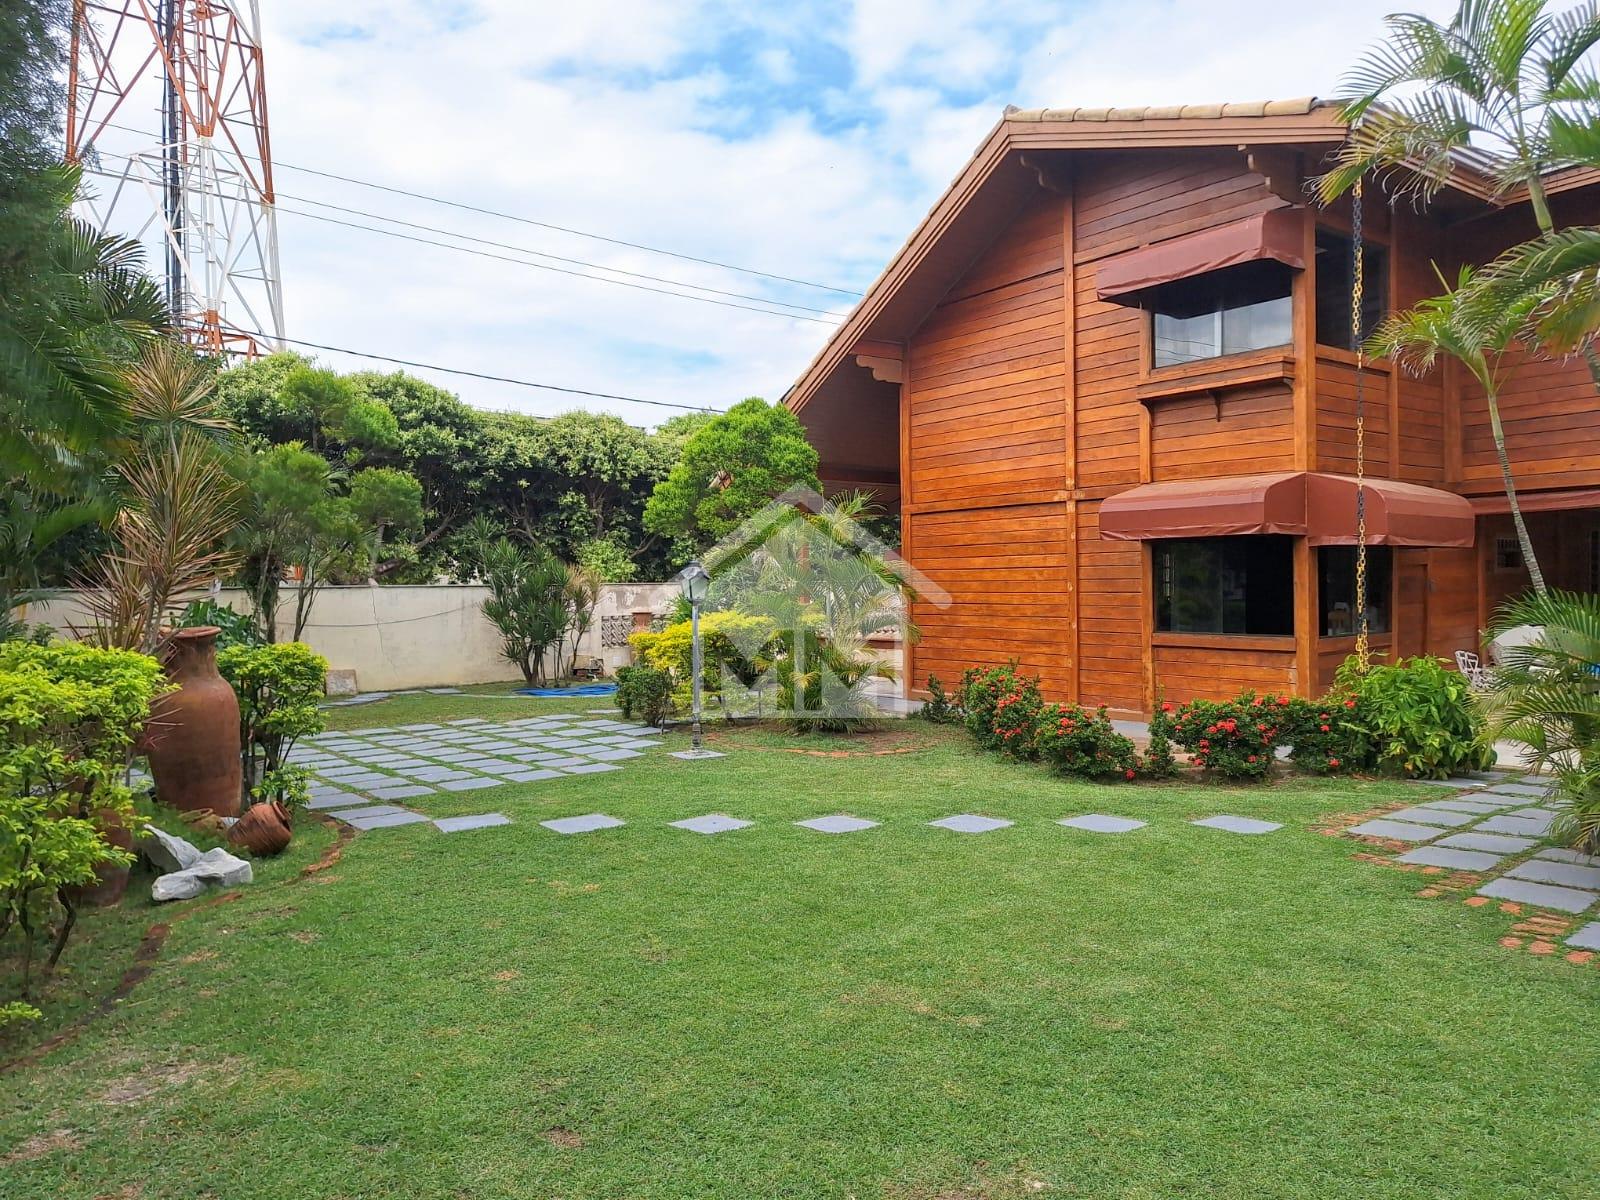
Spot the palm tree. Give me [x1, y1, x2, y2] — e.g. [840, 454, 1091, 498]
[1481, 590, 1600, 852]
[1369, 267, 1549, 591]
[1316, 0, 1600, 593]
[1317, 0, 1600, 222]
[0, 168, 169, 502]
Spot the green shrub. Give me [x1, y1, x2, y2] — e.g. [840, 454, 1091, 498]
[615, 665, 673, 728]
[915, 674, 959, 724]
[1035, 703, 1138, 779]
[0, 642, 165, 984]
[1167, 692, 1293, 781]
[629, 611, 773, 688]
[218, 642, 328, 810]
[1336, 655, 1494, 780]
[177, 598, 262, 650]
[959, 662, 1044, 758]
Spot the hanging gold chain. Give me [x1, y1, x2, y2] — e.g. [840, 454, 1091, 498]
[1351, 179, 1370, 673]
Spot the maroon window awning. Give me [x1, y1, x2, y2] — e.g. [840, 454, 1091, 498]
[1100, 471, 1475, 548]
[1095, 209, 1307, 303]
[1469, 486, 1600, 515]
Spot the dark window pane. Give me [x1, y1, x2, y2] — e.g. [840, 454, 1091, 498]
[1315, 229, 1388, 349]
[1317, 545, 1391, 636]
[1154, 537, 1295, 636]
[1149, 260, 1294, 367]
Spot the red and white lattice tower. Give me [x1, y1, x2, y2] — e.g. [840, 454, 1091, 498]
[66, 0, 285, 356]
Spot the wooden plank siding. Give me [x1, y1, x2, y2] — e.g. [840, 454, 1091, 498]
[903, 193, 1074, 695]
[803, 133, 1600, 718]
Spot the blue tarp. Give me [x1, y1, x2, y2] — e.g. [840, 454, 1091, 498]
[513, 683, 619, 697]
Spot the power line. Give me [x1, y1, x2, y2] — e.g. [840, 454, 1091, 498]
[271, 203, 841, 325]
[84, 161, 842, 325]
[276, 191, 851, 317]
[244, 330, 724, 414]
[93, 119, 864, 297]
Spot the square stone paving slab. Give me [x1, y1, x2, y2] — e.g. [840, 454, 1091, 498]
[671, 813, 753, 835]
[541, 813, 625, 834]
[1346, 819, 1444, 841]
[1396, 845, 1503, 871]
[305, 790, 364, 810]
[506, 769, 564, 783]
[1192, 815, 1282, 835]
[1426, 798, 1515, 814]
[1477, 813, 1555, 837]
[346, 810, 430, 830]
[587, 748, 643, 761]
[434, 813, 511, 833]
[796, 814, 878, 834]
[369, 783, 436, 801]
[1407, 777, 1490, 789]
[1566, 921, 1600, 951]
[1058, 814, 1147, 833]
[1436, 831, 1539, 854]
[930, 814, 1013, 833]
[324, 804, 409, 820]
[1536, 847, 1600, 867]
[1488, 781, 1554, 798]
[565, 763, 622, 775]
[1386, 806, 1478, 828]
[1506, 859, 1600, 890]
[438, 776, 499, 792]
[1508, 806, 1563, 821]
[1477, 876, 1597, 913]
[542, 757, 596, 769]
[411, 766, 475, 783]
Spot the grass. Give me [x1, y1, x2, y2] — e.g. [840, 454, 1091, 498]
[3, 695, 1599, 1198]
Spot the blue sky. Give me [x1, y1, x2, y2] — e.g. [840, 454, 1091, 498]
[89, 0, 1456, 425]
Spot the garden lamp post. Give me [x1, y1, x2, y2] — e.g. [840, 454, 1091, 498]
[671, 560, 724, 760]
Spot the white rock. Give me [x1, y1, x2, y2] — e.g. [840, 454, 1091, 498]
[151, 871, 208, 902]
[187, 847, 253, 886]
[150, 846, 253, 902]
[141, 824, 202, 873]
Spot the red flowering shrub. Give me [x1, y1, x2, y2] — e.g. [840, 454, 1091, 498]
[1142, 694, 1180, 779]
[1281, 694, 1377, 775]
[1166, 691, 1293, 781]
[1034, 703, 1138, 779]
[958, 662, 1044, 759]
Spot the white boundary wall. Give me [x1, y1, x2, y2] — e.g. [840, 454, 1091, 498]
[27, 582, 679, 693]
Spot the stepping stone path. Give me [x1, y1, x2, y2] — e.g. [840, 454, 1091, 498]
[796, 815, 878, 834]
[1342, 772, 1600, 918]
[671, 813, 753, 835]
[292, 714, 666, 836]
[930, 814, 1013, 834]
[541, 813, 625, 835]
[1058, 814, 1146, 833]
[1191, 815, 1283, 835]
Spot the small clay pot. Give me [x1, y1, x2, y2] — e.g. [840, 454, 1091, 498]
[146, 627, 243, 818]
[228, 800, 292, 857]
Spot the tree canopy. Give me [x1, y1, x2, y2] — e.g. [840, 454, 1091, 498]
[642, 397, 821, 548]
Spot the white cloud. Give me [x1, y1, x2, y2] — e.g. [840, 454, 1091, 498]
[85, 0, 1465, 426]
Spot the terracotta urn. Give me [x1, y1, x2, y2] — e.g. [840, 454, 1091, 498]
[146, 626, 243, 818]
[228, 800, 293, 857]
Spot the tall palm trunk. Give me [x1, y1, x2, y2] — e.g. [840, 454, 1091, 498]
[1485, 384, 1546, 594]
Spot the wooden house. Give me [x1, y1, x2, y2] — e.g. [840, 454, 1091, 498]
[786, 99, 1600, 714]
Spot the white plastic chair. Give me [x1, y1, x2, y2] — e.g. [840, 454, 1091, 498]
[1455, 649, 1492, 690]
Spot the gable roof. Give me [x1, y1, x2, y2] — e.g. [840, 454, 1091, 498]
[786, 99, 1350, 416]
[785, 96, 1583, 418]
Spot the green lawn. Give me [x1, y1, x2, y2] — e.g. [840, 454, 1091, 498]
[4, 694, 1599, 1198]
